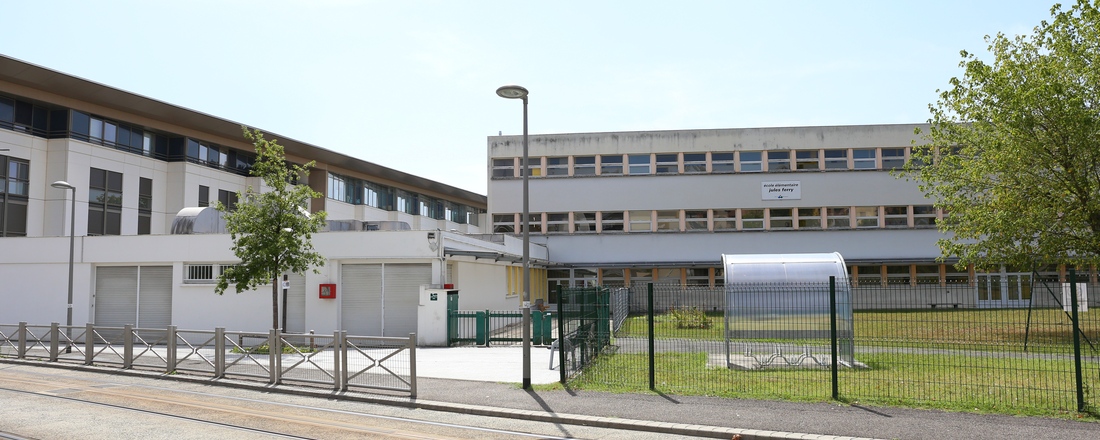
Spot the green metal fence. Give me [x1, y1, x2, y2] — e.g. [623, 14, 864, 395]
[565, 275, 1100, 416]
[447, 309, 555, 346]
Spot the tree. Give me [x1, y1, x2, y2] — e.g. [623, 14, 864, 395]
[215, 127, 328, 330]
[907, 0, 1100, 270]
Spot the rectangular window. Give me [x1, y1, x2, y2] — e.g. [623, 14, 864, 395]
[885, 264, 911, 285]
[218, 189, 238, 211]
[913, 205, 937, 228]
[654, 154, 678, 174]
[88, 168, 122, 236]
[712, 152, 735, 173]
[769, 208, 793, 229]
[600, 268, 625, 287]
[492, 158, 514, 178]
[881, 148, 906, 169]
[600, 211, 624, 232]
[683, 153, 707, 173]
[545, 157, 568, 176]
[600, 155, 623, 175]
[573, 156, 596, 176]
[853, 148, 876, 169]
[915, 264, 941, 284]
[855, 206, 879, 228]
[656, 210, 680, 231]
[686, 268, 710, 286]
[492, 214, 515, 233]
[945, 265, 969, 284]
[824, 149, 848, 170]
[525, 213, 543, 233]
[628, 210, 652, 232]
[395, 190, 416, 214]
[738, 151, 762, 172]
[573, 212, 597, 233]
[884, 205, 908, 227]
[767, 151, 790, 171]
[856, 265, 882, 284]
[545, 213, 569, 233]
[741, 209, 764, 230]
[685, 210, 708, 231]
[798, 208, 822, 229]
[826, 207, 850, 228]
[0, 156, 30, 236]
[713, 209, 736, 231]
[628, 154, 650, 175]
[138, 177, 152, 235]
[795, 150, 819, 170]
[521, 157, 540, 177]
[198, 185, 209, 207]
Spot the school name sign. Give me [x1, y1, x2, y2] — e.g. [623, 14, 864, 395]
[761, 181, 801, 200]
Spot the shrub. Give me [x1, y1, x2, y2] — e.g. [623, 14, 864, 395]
[670, 307, 710, 329]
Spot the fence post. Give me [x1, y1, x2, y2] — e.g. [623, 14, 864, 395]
[166, 326, 177, 374]
[214, 327, 225, 379]
[648, 283, 656, 391]
[49, 322, 59, 362]
[477, 310, 489, 346]
[84, 323, 95, 365]
[829, 276, 839, 401]
[339, 331, 349, 392]
[1070, 269, 1085, 412]
[409, 332, 417, 398]
[123, 324, 134, 369]
[269, 328, 280, 385]
[17, 322, 27, 359]
[332, 331, 343, 391]
[557, 284, 566, 384]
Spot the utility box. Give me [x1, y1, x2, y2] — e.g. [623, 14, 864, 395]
[418, 286, 458, 346]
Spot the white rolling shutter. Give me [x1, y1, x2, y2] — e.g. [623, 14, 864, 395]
[285, 273, 306, 333]
[137, 266, 172, 329]
[341, 264, 383, 336]
[382, 264, 430, 337]
[94, 266, 138, 327]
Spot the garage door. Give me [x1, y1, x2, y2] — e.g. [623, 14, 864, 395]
[94, 266, 173, 340]
[383, 264, 431, 337]
[341, 264, 383, 336]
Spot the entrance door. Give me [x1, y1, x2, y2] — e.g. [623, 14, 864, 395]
[976, 270, 1031, 308]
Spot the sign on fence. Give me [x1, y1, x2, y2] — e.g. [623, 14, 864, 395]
[1061, 283, 1089, 312]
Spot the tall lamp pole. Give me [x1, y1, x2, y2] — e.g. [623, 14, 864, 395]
[51, 180, 76, 353]
[496, 84, 532, 389]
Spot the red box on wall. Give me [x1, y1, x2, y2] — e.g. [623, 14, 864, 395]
[319, 283, 336, 299]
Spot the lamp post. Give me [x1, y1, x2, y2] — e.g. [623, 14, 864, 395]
[496, 84, 532, 389]
[51, 180, 76, 353]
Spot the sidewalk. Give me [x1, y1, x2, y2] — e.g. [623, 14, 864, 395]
[412, 345, 1099, 440]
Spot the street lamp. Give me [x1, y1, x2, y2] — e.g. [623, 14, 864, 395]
[51, 180, 76, 353]
[496, 84, 532, 389]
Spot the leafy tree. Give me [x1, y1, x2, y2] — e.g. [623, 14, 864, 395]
[907, 0, 1100, 270]
[215, 127, 327, 330]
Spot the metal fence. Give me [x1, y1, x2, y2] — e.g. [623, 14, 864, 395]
[565, 278, 1100, 416]
[448, 310, 556, 346]
[0, 323, 417, 397]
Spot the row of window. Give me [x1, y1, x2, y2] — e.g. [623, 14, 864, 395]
[491, 147, 914, 179]
[198, 185, 238, 211]
[0, 155, 30, 237]
[327, 172, 483, 225]
[87, 168, 153, 236]
[492, 205, 940, 234]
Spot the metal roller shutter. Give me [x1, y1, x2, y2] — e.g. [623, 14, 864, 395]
[341, 264, 383, 336]
[382, 264, 430, 337]
[94, 266, 138, 327]
[137, 266, 172, 329]
[285, 273, 306, 333]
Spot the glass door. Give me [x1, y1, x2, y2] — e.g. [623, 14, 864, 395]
[976, 270, 1031, 308]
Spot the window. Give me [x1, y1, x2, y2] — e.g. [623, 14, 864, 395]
[395, 190, 416, 214]
[685, 210, 708, 231]
[492, 214, 515, 233]
[741, 209, 765, 230]
[824, 150, 848, 170]
[769, 208, 793, 229]
[795, 150, 819, 170]
[686, 268, 710, 286]
[885, 265, 911, 285]
[600, 211, 624, 232]
[856, 265, 882, 285]
[855, 206, 879, 228]
[218, 189, 238, 211]
[881, 148, 906, 169]
[628, 210, 652, 232]
[0, 156, 30, 237]
[524, 213, 542, 233]
[546, 157, 568, 176]
[654, 154, 678, 174]
[915, 265, 941, 284]
[521, 157, 541, 177]
[945, 265, 970, 284]
[826, 207, 850, 228]
[546, 213, 569, 233]
[884, 206, 908, 227]
[600, 155, 623, 175]
[573, 212, 597, 233]
[628, 154, 650, 175]
[712, 152, 735, 173]
[853, 149, 876, 169]
[600, 268, 625, 287]
[683, 153, 707, 173]
[198, 185, 209, 207]
[767, 151, 790, 171]
[656, 268, 682, 286]
[656, 210, 680, 231]
[88, 168, 122, 236]
[738, 151, 762, 172]
[713, 209, 736, 230]
[798, 208, 822, 229]
[138, 178, 152, 235]
[573, 156, 596, 176]
[492, 158, 515, 178]
[913, 205, 937, 228]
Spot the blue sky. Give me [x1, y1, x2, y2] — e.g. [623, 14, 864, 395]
[0, 0, 1055, 194]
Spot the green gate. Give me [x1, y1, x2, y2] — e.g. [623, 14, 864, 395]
[447, 309, 555, 346]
